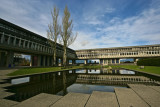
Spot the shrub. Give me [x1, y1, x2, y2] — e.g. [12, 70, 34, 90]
[137, 57, 160, 66]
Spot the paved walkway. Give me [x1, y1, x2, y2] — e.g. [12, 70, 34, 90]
[11, 84, 160, 107]
[0, 69, 19, 107]
[128, 84, 160, 107]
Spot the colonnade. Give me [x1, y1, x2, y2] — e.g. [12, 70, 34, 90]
[0, 50, 76, 67]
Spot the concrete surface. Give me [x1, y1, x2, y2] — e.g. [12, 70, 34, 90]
[128, 84, 160, 107]
[51, 92, 90, 107]
[13, 93, 62, 107]
[115, 88, 149, 107]
[86, 91, 119, 107]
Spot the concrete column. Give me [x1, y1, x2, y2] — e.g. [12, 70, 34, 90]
[27, 41, 30, 48]
[47, 56, 50, 66]
[37, 55, 41, 67]
[13, 36, 16, 46]
[23, 40, 26, 48]
[99, 59, 104, 65]
[84, 59, 88, 64]
[6, 51, 14, 67]
[31, 42, 34, 49]
[0, 52, 6, 67]
[8, 35, 11, 44]
[104, 59, 108, 65]
[1, 32, 4, 43]
[106, 59, 108, 65]
[43, 56, 46, 66]
[30, 55, 33, 66]
[19, 38, 21, 47]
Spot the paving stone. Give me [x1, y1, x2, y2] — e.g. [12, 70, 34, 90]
[86, 91, 118, 107]
[115, 88, 149, 107]
[128, 84, 160, 107]
[14, 93, 62, 107]
[0, 91, 15, 99]
[149, 86, 160, 93]
[52, 92, 90, 107]
[0, 99, 19, 107]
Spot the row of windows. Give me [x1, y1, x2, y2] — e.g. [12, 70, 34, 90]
[0, 23, 48, 44]
[77, 51, 160, 57]
[0, 32, 75, 56]
[78, 46, 160, 53]
[0, 23, 75, 54]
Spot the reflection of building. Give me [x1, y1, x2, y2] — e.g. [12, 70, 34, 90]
[76, 75, 157, 86]
[5, 69, 160, 102]
[6, 71, 77, 102]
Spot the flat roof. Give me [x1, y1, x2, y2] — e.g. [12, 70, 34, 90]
[75, 44, 160, 51]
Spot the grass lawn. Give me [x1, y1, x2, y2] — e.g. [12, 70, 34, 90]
[111, 65, 160, 75]
[8, 65, 106, 76]
[8, 64, 160, 76]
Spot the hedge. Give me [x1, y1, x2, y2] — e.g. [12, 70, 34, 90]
[137, 57, 160, 66]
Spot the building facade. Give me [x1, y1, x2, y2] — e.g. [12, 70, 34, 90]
[0, 18, 160, 67]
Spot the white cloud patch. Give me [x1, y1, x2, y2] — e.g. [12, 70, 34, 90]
[1, 0, 160, 50]
[70, 5, 160, 50]
[0, 0, 53, 37]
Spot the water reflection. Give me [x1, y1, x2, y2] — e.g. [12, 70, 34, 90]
[6, 71, 77, 101]
[5, 68, 160, 102]
[119, 70, 135, 74]
[67, 84, 126, 94]
[11, 77, 30, 84]
[75, 69, 136, 75]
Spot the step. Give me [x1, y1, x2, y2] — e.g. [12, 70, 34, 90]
[51, 92, 90, 107]
[86, 91, 119, 107]
[13, 93, 62, 107]
[128, 84, 160, 107]
[115, 88, 149, 107]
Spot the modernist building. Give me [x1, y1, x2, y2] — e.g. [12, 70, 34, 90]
[0, 18, 160, 67]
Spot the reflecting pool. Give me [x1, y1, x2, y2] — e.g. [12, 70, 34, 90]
[4, 68, 159, 102]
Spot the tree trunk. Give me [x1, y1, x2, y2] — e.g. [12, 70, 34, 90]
[53, 44, 56, 66]
[63, 46, 67, 67]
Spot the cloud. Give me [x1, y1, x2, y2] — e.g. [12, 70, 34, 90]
[0, 0, 53, 37]
[70, 3, 160, 50]
[1, 0, 160, 51]
[105, 8, 115, 13]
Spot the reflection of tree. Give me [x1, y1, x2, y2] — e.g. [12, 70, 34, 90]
[6, 71, 77, 101]
[63, 72, 68, 95]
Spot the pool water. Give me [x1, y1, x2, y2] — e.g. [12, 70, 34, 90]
[4, 68, 159, 102]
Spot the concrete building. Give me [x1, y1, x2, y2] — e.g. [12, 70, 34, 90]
[0, 18, 76, 67]
[75, 44, 160, 65]
[0, 18, 160, 67]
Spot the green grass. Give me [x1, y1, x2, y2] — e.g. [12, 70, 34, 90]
[8, 65, 105, 76]
[111, 65, 160, 75]
[8, 65, 160, 76]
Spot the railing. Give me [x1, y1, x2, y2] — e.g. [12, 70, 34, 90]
[0, 32, 76, 58]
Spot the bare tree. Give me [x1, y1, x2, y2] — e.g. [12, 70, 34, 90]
[60, 6, 77, 67]
[47, 6, 60, 66]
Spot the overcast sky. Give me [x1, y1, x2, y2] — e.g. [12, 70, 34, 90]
[0, 0, 160, 50]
